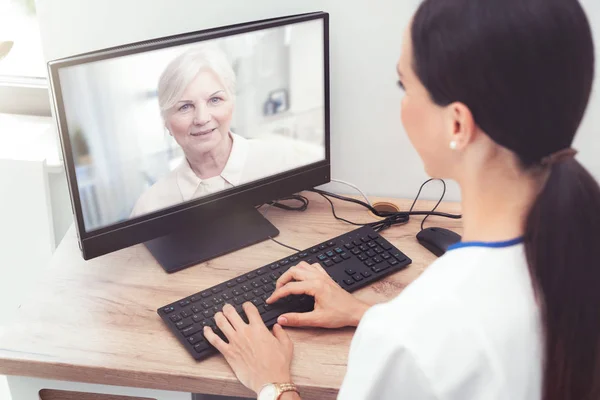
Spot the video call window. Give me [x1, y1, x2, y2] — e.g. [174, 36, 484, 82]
[58, 19, 326, 232]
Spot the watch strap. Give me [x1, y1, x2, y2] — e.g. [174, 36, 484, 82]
[275, 382, 299, 399]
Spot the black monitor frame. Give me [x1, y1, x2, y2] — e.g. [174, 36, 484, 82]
[48, 11, 330, 263]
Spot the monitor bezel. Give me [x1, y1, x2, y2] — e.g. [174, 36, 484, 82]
[48, 11, 330, 259]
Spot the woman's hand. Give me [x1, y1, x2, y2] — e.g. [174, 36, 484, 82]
[203, 302, 294, 395]
[267, 262, 370, 329]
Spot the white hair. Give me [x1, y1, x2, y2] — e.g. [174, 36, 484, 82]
[158, 43, 236, 119]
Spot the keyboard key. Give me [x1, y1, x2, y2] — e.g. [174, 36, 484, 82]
[182, 325, 203, 337]
[366, 250, 376, 258]
[373, 256, 383, 264]
[372, 263, 390, 273]
[353, 240, 362, 246]
[170, 314, 182, 322]
[332, 256, 342, 264]
[241, 285, 252, 292]
[335, 247, 344, 254]
[369, 233, 379, 240]
[377, 239, 393, 250]
[253, 288, 264, 296]
[201, 301, 212, 309]
[374, 247, 384, 254]
[192, 314, 203, 323]
[232, 288, 242, 296]
[257, 305, 267, 314]
[226, 282, 236, 288]
[290, 256, 299, 262]
[191, 306, 201, 314]
[176, 319, 193, 330]
[264, 283, 276, 292]
[243, 293, 254, 301]
[310, 247, 319, 253]
[251, 280, 261, 288]
[381, 252, 391, 259]
[214, 298, 224, 305]
[163, 306, 175, 314]
[202, 309, 214, 318]
[180, 310, 192, 318]
[222, 292, 232, 300]
[344, 243, 354, 249]
[188, 333, 204, 345]
[245, 272, 257, 279]
[261, 277, 270, 284]
[353, 274, 364, 282]
[340, 252, 351, 260]
[211, 287, 223, 294]
[358, 254, 368, 261]
[361, 270, 372, 278]
[251, 298, 264, 307]
[389, 258, 399, 266]
[392, 251, 407, 262]
[190, 295, 202, 303]
[367, 241, 377, 249]
[359, 245, 369, 252]
[179, 300, 191, 307]
[299, 252, 308, 258]
[364, 260, 375, 267]
[361, 236, 370, 243]
[324, 260, 334, 268]
[269, 273, 279, 281]
[257, 268, 268, 275]
[343, 279, 355, 286]
[194, 342, 210, 353]
[234, 297, 245, 305]
[327, 241, 336, 247]
[306, 258, 315, 264]
[326, 250, 335, 257]
[236, 277, 247, 283]
[317, 254, 327, 261]
[279, 260, 290, 266]
[201, 291, 211, 298]
[345, 268, 356, 276]
[351, 248, 361, 255]
[319, 244, 327, 250]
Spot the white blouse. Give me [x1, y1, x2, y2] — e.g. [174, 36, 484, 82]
[131, 133, 323, 218]
[338, 241, 543, 400]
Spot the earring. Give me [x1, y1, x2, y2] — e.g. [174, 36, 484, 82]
[449, 141, 457, 150]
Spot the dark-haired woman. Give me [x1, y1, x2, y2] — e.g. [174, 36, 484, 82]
[201, 1, 600, 399]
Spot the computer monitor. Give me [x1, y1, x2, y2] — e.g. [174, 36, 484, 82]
[48, 12, 330, 273]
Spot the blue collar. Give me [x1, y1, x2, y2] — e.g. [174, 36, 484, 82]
[447, 237, 524, 251]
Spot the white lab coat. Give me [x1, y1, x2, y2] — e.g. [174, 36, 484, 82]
[338, 241, 543, 400]
[131, 133, 323, 217]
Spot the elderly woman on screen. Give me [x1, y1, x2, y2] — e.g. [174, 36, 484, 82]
[131, 45, 322, 218]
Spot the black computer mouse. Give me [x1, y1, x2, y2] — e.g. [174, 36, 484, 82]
[416, 227, 462, 257]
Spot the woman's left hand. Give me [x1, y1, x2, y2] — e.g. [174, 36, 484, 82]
[203, 302, 295, 395]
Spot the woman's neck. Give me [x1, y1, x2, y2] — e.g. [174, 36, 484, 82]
[187, 133, 233, 179]
[458, 159, 544, 243]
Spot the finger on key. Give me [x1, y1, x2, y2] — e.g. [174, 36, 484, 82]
[222, 303, 247, 330]
[243, 302, 264, 326]
[276, 264, 310, 290]
[203, 326, 229, 354]
[268, 281, 315, 304]
[214, 311, 236, 339]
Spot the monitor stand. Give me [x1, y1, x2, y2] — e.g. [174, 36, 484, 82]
[144, 207, 279, 273]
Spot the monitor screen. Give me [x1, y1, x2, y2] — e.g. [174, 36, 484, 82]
[56, 18, 326, 232]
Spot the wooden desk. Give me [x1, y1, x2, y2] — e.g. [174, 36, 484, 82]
[0, 192, 461, 400]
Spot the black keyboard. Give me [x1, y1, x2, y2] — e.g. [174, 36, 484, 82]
[157, 225, 411, 360]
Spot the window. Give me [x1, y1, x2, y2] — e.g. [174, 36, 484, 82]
[0, 0, 50, 115]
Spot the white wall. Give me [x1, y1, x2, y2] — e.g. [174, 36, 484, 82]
[35, 0, 600, 202]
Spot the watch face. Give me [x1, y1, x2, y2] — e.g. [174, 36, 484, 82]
[258, 384, 278, 400]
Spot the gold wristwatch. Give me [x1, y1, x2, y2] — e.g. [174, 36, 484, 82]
[257, 383, 299, 400]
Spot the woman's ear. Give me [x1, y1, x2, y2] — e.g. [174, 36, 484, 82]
[446, 102, 477, 150]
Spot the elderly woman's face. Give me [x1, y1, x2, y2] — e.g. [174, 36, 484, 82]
[166, 68, 234, 155]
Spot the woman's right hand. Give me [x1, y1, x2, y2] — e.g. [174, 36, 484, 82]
[266, 261, 370, 329]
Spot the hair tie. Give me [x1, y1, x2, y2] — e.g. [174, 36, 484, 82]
[540, 148, 578, 167]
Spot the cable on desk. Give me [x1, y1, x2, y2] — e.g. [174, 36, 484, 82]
[330, 178, 372, 206]
[259, 195, 305, 253]
[308, 179, 461, 233]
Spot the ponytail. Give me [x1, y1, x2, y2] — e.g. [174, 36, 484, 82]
[525, 159, 600, 400]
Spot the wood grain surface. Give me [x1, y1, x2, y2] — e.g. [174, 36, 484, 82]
[0, 192, 462, 399]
